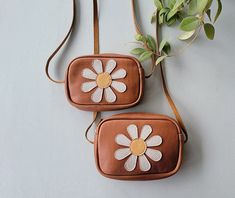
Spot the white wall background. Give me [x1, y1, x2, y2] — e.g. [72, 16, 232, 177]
[0, 0, 234, 197]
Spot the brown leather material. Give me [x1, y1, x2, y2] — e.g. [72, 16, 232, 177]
[85, 112, 99, 143]
[93, 0, 99, 54]
[94, 113, 184, 180]
[65, 54, 145, 111]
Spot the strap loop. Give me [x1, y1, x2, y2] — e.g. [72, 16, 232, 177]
[45, 0, 76, 84]
[85, 112, 100, 144]
[45, 0, 100, 83]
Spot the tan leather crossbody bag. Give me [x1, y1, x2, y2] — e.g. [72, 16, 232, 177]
[95, 113, 185, 180]
[45, 0, 188, 180]
[46, 0, 144, 112]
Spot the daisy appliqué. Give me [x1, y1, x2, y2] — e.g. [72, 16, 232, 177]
[81, 59, 127, 103]
[114, 124, 163, 172]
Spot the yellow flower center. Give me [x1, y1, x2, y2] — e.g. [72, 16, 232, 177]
[130, 138, 147, 156]
[96, 72, 112, 88]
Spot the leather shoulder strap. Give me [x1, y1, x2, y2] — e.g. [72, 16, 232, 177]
[85, 0, 100, 143]
[45, 0, 100, 83]
[131, 0, 188, 143]
[45, 0, 76, 84]
[93, 0, 100, 54]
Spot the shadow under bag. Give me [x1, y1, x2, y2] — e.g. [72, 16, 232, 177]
[45, 0, 189, 180]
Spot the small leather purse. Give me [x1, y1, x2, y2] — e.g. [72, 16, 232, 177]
[95, 113, 184, 180]
[45, 0, 144, 112]
[65, 54, 144, 111]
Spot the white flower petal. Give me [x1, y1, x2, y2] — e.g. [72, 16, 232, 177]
[145, 148, 162, 162]
[115, 134, 131, 146]
[146, 135, 162, 147]
[91, 88, 103, 103]
[82, 68, 97, 80]
[139, 155, 151, 172]
[104, 87, 116, 103]
[140, 125, 152, 140]
[105, 59, 116, 74]
[127, 124, 138, 140]
[111, 69, 127, 79]
[111, 81, 127, 93]
[114, 148, 131, 160]
[81, 81, 97, 92]
[124, 154, 137, 172]
[92, 59, 103, 74]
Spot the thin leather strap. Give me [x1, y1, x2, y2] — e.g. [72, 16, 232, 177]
[45, 0, 99, 81]
[85, 112, 99, 144]
[159, 65, 188, 143]
[131, 0, 141, 35]
[89, 0, 101, 144]
[93, 0, 100, 54]
[85, 0, 101, 144]
[131, 0, 188, 143]
[45, 0, 76, 83]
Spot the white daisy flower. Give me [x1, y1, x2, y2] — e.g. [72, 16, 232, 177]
[114, 124, 163, 172]
[81, 59, 127, 103]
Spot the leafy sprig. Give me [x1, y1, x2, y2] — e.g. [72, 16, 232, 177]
[131, 0, 222, 67]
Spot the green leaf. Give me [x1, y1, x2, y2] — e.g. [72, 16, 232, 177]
[188, 0, 197, 15]
[162, 42, 171, 54]
[135, 34, 142, 41]
[168, 0, 177, 9]
[159, 39, 167, 52]
[206, 9, 212, 22]
[159, 39, 171, 54]
[204, 23, 215, 40]
[130, 48, 146, 55]
[180, 16, 201, 31]
[188, 0, 209, 14]
[155, 55, 167, 66]
[159, 8, 170, 16]
[205, 0, 213, 11]
[154, 0, 163, 10]
[214, 0, 222, 24]
[178, 30, 195, 41]
[197, 0, 208, 13]
[177, 11, 185, 22]
[159, 14, 164, 24]
[151, 11, 157, 24]
[135, 34, 147, 42]
[151, 15, 156, 24]
[166, 17, 176, 26]
[146, 35, 157, 52]
[172, 0, 185, 11]
[159, 8, 170, 24]
[167, 9, 178, 21]
[139, 51, 153, 62]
